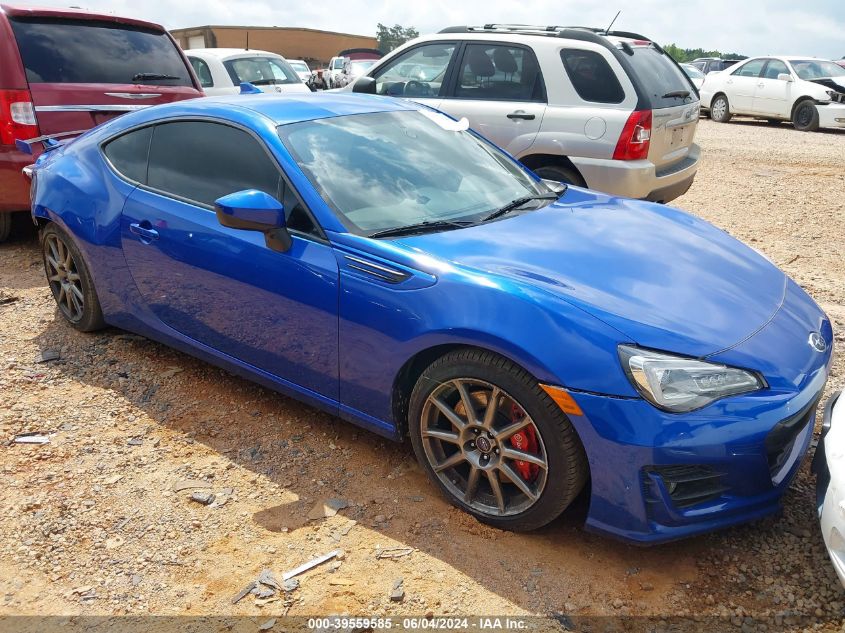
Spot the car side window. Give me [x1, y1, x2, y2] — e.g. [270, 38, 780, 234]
[371, 43, 456, 98]
[188, 57, 213, 88]
[455, 44, 546, 102]
[763, 60, 789, 79]
[561, 49, 625, 104]
[102, 126, 153, 184]
[146, 121, 320, 235]
[733, 59, 765, 77]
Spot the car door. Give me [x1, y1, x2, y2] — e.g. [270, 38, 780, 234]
[752, 59, 793, 117]
[724, 59, 766, 113]
[437, 43, 546, 156]
[114, 120, 340, 400]
[366, 41, 459, 110]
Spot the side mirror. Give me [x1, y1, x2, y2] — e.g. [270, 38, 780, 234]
[353, 76, 377, 94]
[777, 73, 793, 82]
[215, 189, 292, 252]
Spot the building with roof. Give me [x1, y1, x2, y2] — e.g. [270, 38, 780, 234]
[170, 25, 378, 68]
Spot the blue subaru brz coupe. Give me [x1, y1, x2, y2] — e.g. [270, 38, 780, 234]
[26, 93, 832, 543]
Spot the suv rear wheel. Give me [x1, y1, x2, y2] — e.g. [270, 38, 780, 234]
[710, 94, 732, 123]
[533, 164, 585, 187]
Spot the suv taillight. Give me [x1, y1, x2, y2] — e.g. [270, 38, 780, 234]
[613, 110, 652, 161]
[0, 90, 40, 146]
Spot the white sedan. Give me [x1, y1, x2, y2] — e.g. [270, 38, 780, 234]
[815, 391, 845, 587]
[186, 48, 311, 97]
[700, 56, 845, 131]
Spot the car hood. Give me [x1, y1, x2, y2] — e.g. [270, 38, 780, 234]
[397, 189, 787, 358]
[808, 78, 845, 95]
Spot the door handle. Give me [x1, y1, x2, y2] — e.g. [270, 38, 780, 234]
[758, 83, 765, 88]
[129, 222, 159, 242]
[507, 112, 535, 120]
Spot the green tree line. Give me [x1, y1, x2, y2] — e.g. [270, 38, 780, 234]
[663, 43, 747, 63]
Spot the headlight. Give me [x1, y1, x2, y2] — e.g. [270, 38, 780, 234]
[825, 90, 845, 104]
[618, 345, 766, 413]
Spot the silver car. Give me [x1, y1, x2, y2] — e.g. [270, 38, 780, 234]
[346, 25, 701, 202]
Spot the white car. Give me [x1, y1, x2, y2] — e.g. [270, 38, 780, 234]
[700, 56, 845, 131]
[815, 391, 845, 587]
[336, 59, 377, 88]
[186, 49, 310, 96]
[287, 59, 312, 83]
[325, 56, 348, 89]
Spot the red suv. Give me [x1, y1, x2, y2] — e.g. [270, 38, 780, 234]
[0, 5, 203, 241]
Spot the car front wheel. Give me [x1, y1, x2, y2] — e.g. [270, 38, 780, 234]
[408, 349, 587, 531]
[792, 100, 820, 132]
[710, 95, 732, 123]
[41, 223, 105, 332]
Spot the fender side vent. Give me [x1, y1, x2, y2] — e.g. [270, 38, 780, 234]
[344, 255, 411, 284]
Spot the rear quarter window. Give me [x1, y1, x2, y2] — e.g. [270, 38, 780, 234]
[625, 46, 695, 109]
[561, 49, 625, 104]
[9, 18, 192, 86]
[103, 126, 153, 183]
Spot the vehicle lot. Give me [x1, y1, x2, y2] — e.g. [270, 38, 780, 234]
[0, 118, 843, 626]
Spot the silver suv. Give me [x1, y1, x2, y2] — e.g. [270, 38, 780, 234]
[347, 25, 701, 202]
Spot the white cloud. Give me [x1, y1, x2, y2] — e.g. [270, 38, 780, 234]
[11, 0, 845, 59]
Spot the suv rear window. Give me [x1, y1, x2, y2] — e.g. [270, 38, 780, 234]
[223, 57, 300, 86]
[9, 18, 192, 86]
[625, 46, 695, 109]
[561, 49, 624, 103]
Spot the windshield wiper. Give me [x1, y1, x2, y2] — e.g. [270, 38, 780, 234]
[369, 219, 475, 239]
[481, 192, 560, 223]
[662, 90, 691, 99]
[132, 72, 180, 82]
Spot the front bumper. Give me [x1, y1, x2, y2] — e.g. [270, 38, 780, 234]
[568, 281, 832, 544]
[571, 143, 701, 203]
[818, 103, 845, 130]
[813, 391, 845, 587]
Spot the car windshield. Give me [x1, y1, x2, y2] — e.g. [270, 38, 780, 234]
[277, 110, 549, 236]
[289, 61, 309, 73]
[349, 61, 376, 75]
[681, 64, 704, 79]
[223, 56, 300, 85]
[790, 60, 845, 80]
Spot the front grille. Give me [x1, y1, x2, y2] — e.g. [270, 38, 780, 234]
[643, 465, 728, 509]
[765, 400, 817, 479]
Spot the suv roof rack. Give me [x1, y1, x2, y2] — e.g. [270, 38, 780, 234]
[437, 24, 652, 42]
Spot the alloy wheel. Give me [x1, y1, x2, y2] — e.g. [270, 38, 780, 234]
[711, 98, 727, 121]
[44, 233, 84, 321]
[420, 378, 549, 517]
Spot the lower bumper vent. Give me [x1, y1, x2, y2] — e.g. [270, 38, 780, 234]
[643, 465, 728, 509]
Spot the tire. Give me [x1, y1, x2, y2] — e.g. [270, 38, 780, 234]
[41, 223, 105, 332]
[408, 348, 587, 531]
[533, 164, 585, 188]
[792, 100, 819, 132]
[710, 94, 732, 123]
[0, 213, 11, 243]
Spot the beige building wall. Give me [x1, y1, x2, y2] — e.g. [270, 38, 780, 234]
[171, 26, 379, 68]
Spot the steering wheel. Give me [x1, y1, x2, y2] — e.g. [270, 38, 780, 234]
[404, 80, 429, 97]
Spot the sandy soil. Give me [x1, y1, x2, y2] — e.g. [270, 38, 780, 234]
[0, 117, 843, 631]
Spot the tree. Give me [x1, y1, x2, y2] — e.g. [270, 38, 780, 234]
[376, 23, 419, 54]
[663, 43, 747, 63]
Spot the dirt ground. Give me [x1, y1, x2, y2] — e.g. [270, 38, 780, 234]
[1, 117, 844, 631]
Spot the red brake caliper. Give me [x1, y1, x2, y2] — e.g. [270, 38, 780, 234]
[509, 404, 539, 482]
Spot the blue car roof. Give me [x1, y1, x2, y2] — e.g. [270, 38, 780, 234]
[159, 93, 419, 126]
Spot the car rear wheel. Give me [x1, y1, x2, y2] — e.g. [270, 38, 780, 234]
[41, 223, 105, 332]
[0, 213, 11, 243]
[533, 164, 585, 187]
[792, 100, 820, 132]
[408, 348, 587, 531]
[710, 95, 732, 123]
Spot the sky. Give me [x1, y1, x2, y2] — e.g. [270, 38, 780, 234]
[12, 0, 845, 60]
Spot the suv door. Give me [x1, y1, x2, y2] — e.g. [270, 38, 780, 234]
[725, 59, 766, 112]
[8, 16, 202, 136]
[366, 42, 458, 110]
[437, 43, 546, 156]
[753, 59, 793, 117]
[114, 120, 339, 400]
